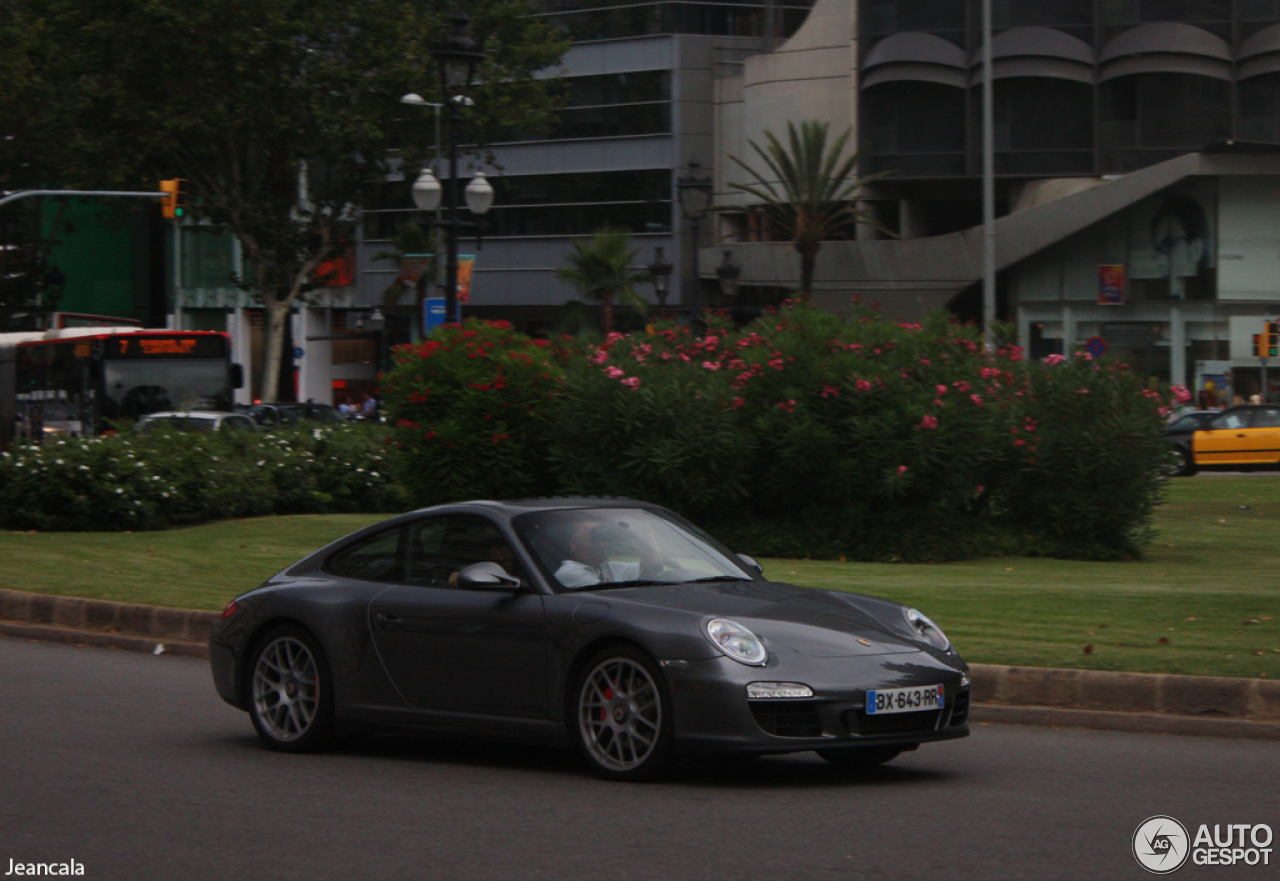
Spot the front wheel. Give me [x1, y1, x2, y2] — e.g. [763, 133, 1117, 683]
[574, 646, 673, 781]
[817, 746, 906, 770]
[247, 625, 335, 752]
[1176, 447, 1198, 477]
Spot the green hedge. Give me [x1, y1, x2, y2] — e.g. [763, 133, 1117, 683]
[0, 425, 406, 531]
[382, 305, 1174, 561]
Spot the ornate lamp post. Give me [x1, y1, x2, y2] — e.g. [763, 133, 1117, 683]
[676, 158, 713, 326]
[421, 10, 491, 325]
[647, 247, 673, 308]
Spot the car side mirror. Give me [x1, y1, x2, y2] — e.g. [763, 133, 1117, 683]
[456, 562, 522, 591]
[738, 554, 763, 576]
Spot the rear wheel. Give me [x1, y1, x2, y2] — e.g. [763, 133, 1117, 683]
[574, 646, 673, 781]
[1176, 447, 1197, 477]
[817, 746, 906, 770]
[248, 625, 334, 752]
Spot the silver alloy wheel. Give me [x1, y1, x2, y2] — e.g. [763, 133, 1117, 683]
[578, 657, 662, 772]
[252, 636, 320, 742]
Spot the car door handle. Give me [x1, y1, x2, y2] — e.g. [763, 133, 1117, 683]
[374, 612, 403, 629]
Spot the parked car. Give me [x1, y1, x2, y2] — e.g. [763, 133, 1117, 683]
[137, 410, 257, 433]
[1163, 405, 1280, 475]
[245, 402, 349, 428]
[209, 497, 970, 780]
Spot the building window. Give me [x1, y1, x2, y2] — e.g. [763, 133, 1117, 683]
[534, 1, 817, 41]
[863, 81, 967, 176]
[1100, 73, 1231, 152]
[181, 227, 236, 289]
[497, 71, 672, 143]
[363, 170, 672, 241]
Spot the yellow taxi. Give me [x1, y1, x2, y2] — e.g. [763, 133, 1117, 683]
[1171, 405, 1280, 474]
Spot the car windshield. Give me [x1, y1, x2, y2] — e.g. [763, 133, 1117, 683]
[141, 415, 218, 432]
[513, 507, 755, 592]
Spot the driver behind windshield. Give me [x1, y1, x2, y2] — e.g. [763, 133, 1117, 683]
[555, 519, 662, 588]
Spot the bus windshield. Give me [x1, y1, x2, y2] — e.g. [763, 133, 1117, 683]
[105, 359, 233, 420]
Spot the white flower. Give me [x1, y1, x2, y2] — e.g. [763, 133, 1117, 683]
[116, 488, 124, 494]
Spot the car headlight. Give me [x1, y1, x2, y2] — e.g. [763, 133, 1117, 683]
[904, 608, 951, 651]
[705, 618, 768, 666]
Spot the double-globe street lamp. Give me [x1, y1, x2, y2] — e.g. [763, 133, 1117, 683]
[676, 159, 714, 328]
[406, 11, 493, 326]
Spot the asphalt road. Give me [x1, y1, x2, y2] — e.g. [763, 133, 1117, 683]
[2, 637, 1277, 881]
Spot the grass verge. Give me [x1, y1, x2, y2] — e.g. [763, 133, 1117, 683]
[1, 477, 1277, 679]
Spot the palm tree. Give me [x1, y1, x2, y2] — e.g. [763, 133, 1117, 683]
[555, 227, 651, 335]
[729, 120, 890, 301]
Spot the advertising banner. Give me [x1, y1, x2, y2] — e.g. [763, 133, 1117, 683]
[1099, 264, 1127, 305]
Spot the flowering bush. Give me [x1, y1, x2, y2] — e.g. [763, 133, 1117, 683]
[382, 304, 1173, 561]
[0, 425, 405, 531]
[379, 320, 572, 506]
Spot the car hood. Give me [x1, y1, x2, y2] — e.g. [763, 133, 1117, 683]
[597, 580, 923, 657]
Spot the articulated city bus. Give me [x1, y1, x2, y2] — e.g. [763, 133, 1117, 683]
[0, 319, 243, 450]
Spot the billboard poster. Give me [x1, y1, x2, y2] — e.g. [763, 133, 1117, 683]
[1098, 264, 1127, 305]
[457, 255, 475, 303]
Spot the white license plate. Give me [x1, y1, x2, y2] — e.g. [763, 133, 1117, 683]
[865, 684, 944, 715]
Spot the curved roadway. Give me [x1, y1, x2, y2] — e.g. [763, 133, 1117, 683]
[1, 637, 1276, 880]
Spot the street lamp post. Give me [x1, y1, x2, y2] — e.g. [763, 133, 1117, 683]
[715, 249, 740, 309]
[676, 159, 713, 328]
[415, 10, 490, 326]
[647, 247, 672, 308]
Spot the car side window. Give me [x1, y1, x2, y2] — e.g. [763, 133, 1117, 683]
[1213, 411, 1251, 430]
[1252, 408, 1280, 428]
[327, 526, 403, 582]
[404, 516, 521, 588]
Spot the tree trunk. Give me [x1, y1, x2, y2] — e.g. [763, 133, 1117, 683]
[798, 248, 817, 303]
[602, 293, 615, 336]
[260, 296, 290, 403]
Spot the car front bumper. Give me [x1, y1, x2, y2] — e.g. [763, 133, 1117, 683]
[662, 650, 970, 756]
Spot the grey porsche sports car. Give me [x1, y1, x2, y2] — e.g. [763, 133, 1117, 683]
[209, 497, 970, 780]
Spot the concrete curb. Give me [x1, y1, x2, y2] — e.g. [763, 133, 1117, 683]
[3, 589, 1278, 739]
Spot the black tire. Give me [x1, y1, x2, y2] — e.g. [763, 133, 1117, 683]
[1176, 447, 1198, 477]
[247, 624, 335, 753]
[573, 645, 674, 781]
[817, 746, 906, 770]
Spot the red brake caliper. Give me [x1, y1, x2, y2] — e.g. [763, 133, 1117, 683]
[600, 681, 614, 721]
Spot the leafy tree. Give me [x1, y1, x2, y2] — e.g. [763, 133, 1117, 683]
[555, 227, 651, 336]
[728, 120, 890, 301]
[0, 0, 566, 399]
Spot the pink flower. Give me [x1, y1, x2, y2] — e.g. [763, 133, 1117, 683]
[1171, 384, 1191, 403]
[918, 415, 938, 429]
[1076, 388, 1090, 394]
[1043, 354, 1066, 365]
[621, 377, 641, 388]
[821, 385, 841, 398]
[953, 381, 971, 393]
[970, 394, 984, 407]
[778, 400, 796, 413]
[855, 379, 873, 393]
[897, 465, 908, 475]
[975, 485, 985, 494]
[604, 366, 625, 379]
[591, 349, 609, 365]
[936, 384, 948, 396]
[730, 396, 745, 410]
[702, 361, 721, 371]
[920, 359, 931, 366]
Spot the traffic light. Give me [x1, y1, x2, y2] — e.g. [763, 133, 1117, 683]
[159, 178, 187, 219]
[1254, 322, 1280, 358]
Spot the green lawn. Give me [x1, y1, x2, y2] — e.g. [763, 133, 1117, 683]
[2, 477, 1277, 679]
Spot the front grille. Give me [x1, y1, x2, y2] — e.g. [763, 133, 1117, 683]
[749, 700, 824, 738]
[845, 708, 942, 737]
[948, 690, 970, 726]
